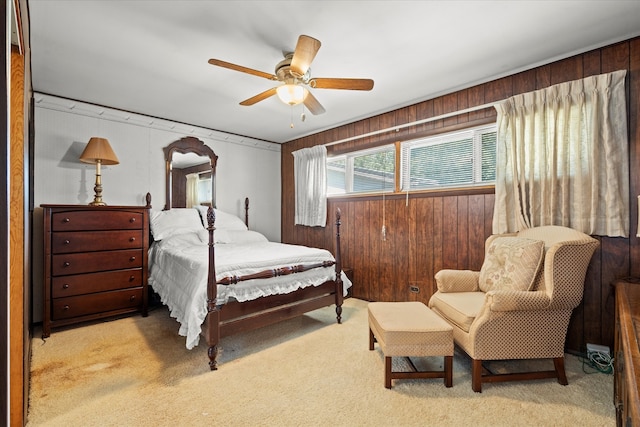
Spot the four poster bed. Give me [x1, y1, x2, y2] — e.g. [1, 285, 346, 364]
[148, 137, 349, 370]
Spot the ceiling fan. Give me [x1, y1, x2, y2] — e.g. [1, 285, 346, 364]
[208, 35, 374, 116]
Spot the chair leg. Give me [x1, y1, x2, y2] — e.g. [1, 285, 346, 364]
[554, 356, 568, 385]
[472, 359, 483, 393]
[369, 328, 375, 351]
[471, 356, 567, 392]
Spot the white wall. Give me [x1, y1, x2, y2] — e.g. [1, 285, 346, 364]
[33, 94, 282, 235]
[32, 93, 282, 321]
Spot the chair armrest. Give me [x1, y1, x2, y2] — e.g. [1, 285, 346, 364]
[435, 269, 480, 293]
[485, 290, 551, 312]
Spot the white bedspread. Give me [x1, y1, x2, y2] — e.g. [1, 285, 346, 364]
[148, 232, 351, 349]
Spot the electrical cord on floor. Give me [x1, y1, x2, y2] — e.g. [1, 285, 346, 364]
[581, 351, 614, 375]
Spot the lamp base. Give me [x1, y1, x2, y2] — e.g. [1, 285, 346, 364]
[89, 169, 107, 206]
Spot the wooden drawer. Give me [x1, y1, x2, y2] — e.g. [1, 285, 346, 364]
[52, 230, 143, 253]
[52, 249, 142, 276]
[51, 210, 143, 231]
[52, 269, 142, 298]
[52, 287, 143, 320]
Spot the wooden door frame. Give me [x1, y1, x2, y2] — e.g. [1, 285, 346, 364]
[1, 0, 9, 422]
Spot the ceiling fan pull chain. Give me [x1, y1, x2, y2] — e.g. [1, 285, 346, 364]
[290, 105, 294, 128]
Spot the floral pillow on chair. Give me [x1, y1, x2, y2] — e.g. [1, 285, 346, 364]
[478, 237, 544, 292]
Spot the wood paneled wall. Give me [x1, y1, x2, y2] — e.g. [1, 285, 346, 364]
[281, 37, 640, 354]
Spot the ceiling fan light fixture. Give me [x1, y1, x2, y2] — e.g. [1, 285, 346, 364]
[209, 34, 372, 116]
[276, 84, 308, 106]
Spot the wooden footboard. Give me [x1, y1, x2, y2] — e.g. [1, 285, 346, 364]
[204, 206, 344, 370]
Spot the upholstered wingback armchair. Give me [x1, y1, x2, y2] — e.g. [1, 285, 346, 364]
[428, 225, 599, 392]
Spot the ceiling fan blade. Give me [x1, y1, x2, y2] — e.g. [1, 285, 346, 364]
[240, 87, 278, 106]
[208, 58, 277, 81]
[303, 91, 326, 115]
[290, 35, 321, 77]
[311, 78, 374, 91]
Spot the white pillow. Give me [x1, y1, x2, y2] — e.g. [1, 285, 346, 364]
[213, 208, 248, 230]
[194, 206, 247, 231]
[215, 229, 268, 244]
[194, 205, 212, 226]
[196, 228, 209, 243]
[150, 208, 204, 240]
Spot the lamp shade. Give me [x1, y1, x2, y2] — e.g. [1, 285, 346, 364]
[276, 84, 308, 106]
[79, 137, 119, 165]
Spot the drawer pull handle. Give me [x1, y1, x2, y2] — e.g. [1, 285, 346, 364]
[129, 275, 135, 281]
[129, 296, 136, 302]
[63, 305, 70, 311]
[129, 237, 136, 242]
[129, 218, 136, 223]
[62, 284, 69, 289]
[63, 262, 70, 267]
[64, 240, 70, 245]
[63, 218, 70, 223]
[129, 256, 136, 261]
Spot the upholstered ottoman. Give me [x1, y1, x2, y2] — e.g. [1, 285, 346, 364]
[368, 301, 454, 389]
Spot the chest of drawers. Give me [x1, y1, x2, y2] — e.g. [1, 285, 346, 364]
[42, 204, 150, 337]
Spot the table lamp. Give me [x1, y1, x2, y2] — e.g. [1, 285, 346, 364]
[79, 137, 119, 206]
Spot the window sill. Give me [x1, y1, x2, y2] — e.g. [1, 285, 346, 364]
[327, 185, 495, 201]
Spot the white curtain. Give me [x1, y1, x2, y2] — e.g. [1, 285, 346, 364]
[493, 70, 629, 237]
[292, 145, 327, 227]
[185, 173, 199, 208]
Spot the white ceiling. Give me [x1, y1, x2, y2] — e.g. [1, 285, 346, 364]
[29, 1, 640, 144]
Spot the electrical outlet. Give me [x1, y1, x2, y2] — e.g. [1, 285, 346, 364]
[408, 281, 423, 294]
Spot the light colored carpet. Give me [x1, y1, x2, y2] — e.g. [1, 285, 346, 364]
[27, 298, 615, 426]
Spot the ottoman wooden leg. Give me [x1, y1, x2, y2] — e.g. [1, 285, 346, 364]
[385, 356, 392, 389]
[444, 355, 453, 387]
[369, 328, 375, 351]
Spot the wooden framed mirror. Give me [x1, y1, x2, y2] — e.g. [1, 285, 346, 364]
[163, 136, 218, 210]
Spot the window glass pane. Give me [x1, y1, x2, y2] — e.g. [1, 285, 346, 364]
[409, 138, 473, 188]
[327, 158, 346, 195]
[481, 131, 496, 182]
[327, 146, 395, 195]
[353, 150, 395, 193]
[198, 177, 212, 203]
[401, 124, 496, 191]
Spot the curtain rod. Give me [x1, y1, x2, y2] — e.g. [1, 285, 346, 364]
[324, 100, 500, 147]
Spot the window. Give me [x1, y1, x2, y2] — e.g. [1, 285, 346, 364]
[327, 145, 395, 195]
[198, 175, 212, 203]
[400, 124, 496, 191]
[326, 124, 496, 196]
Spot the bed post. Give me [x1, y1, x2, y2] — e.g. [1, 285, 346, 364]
[244, 197, 249, 228]
[205, 207, 220, 370]
[334, 208, 343, 324]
